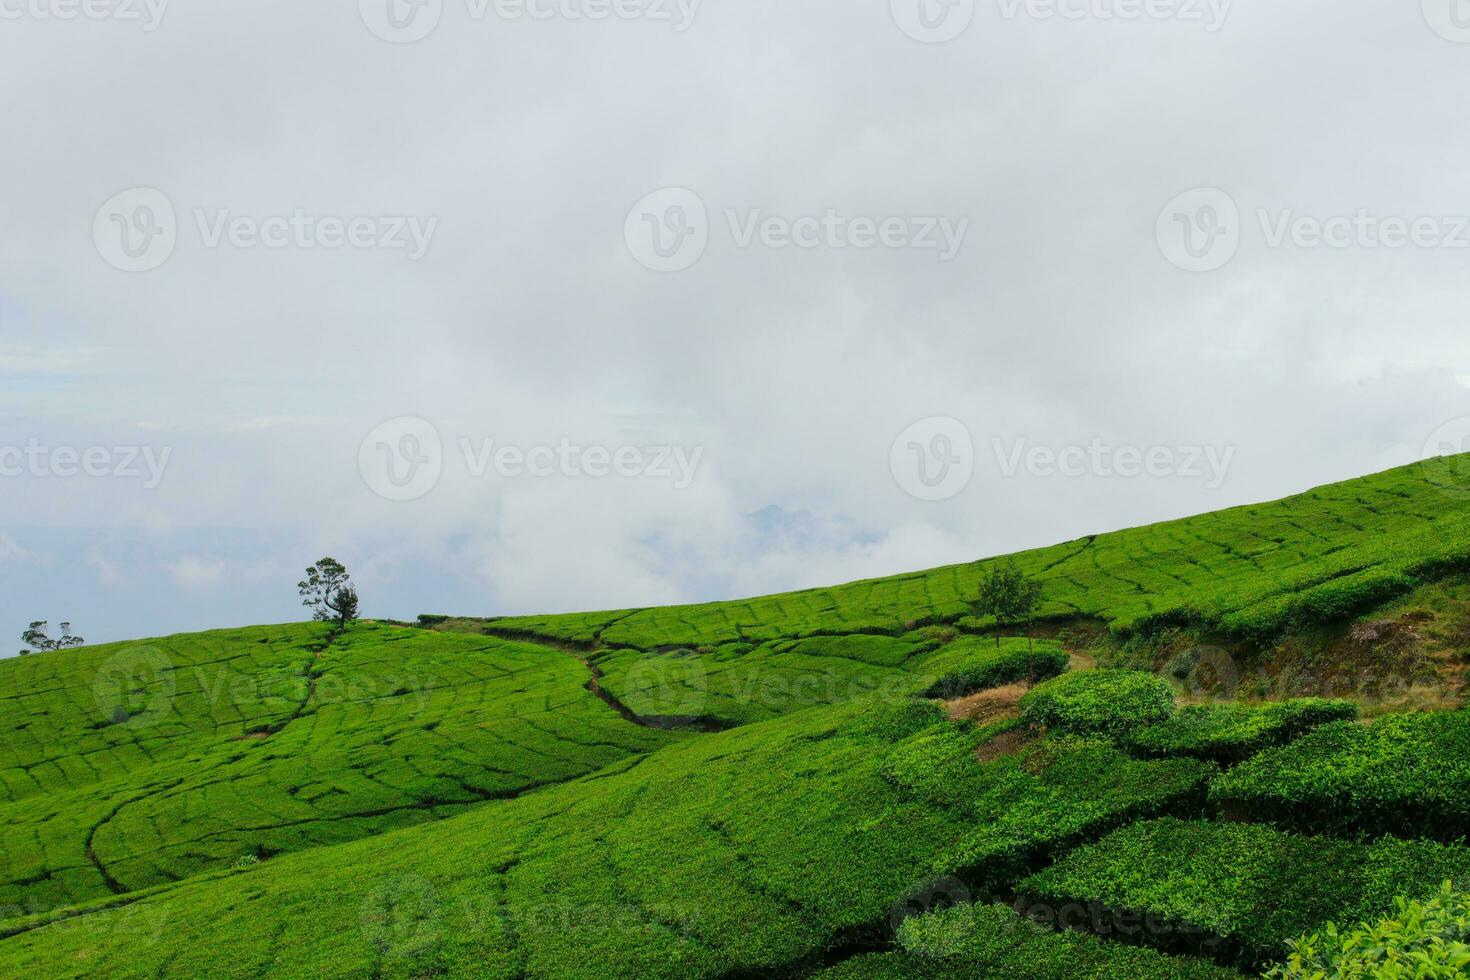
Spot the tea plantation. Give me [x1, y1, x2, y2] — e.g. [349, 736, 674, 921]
[3, 455, 1470, 977]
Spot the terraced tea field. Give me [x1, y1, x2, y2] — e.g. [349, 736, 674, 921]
[4, 455, 1470, 978]
[0, 624, 682, 910]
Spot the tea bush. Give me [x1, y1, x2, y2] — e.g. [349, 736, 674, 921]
[1020, 818, 1470, 966]
[1209, 712, 1470, 838]
[916, 637, 1070, 699]
[1125, 699, 1358, 764]
[1264, 881, 1470, 979]
[818, 903, 1242, 978]
[1019, 670, 1176, 736]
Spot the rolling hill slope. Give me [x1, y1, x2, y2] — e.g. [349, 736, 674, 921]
[490, 455, 1470, 650]
[4, 455, 1470, 978]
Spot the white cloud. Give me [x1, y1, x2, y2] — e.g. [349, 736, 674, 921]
[165, 556, 228, 592]
[0, 534, 31, 566]
[86, 549, 128, 590]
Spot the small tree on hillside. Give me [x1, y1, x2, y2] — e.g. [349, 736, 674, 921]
[975, 561, 1042, 649]
[298, 558, 359, 631]
[20, 621, 86, 655]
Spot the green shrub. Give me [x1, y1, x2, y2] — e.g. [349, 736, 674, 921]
[917, 638, 1069, 699]
[1019, 818, 1470, 967]
[818, 903, 1241, 978]
[1020, 670, 1176, 736]
[927, 738, 1216, 890]
[1125, 699, 1358, 764]
[1209, 712, 1470, 839]
[1264, 881, 1470, 978]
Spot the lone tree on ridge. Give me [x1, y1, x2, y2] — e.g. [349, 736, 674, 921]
[974, 560, 1042, 649]
[20, 621, 85, 656]
[298, 558, 359, 631]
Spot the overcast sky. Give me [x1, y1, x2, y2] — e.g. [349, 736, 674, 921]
[3, 0, 1470, 647]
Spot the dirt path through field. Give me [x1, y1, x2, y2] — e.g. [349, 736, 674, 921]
[945, 682, 1029, 723]
[943, 638, 1098, 726]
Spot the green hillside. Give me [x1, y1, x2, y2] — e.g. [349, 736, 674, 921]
[3, 456, 1470, 977]
[0, 625, 682, 910]
[490, 455, 1470, 650]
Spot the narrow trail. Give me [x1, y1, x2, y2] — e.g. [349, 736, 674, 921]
[945, 682, 1029, 724]
[474, 624, 734, 733]
[578, 655, 647, 728]
[84, 631, 353, 894]
[83, 779, 185, 896]
[942, 636, 1097, 725]
[238, 628, 341, 740]
[83, 807, 130, 895]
